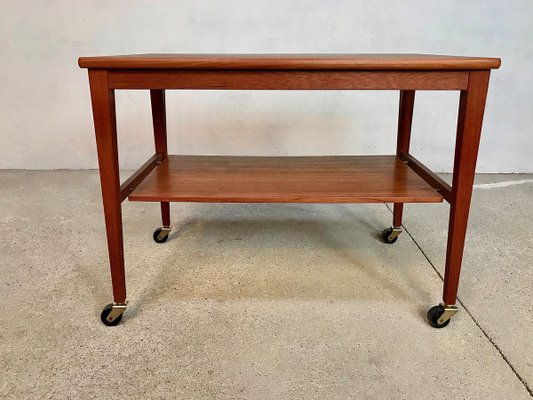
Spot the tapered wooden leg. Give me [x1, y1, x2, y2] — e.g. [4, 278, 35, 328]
[151, 89, 171, 227]
[393, 90, 416, 228]
[443, 71, 490, 305]
[89, 70, 126, 304]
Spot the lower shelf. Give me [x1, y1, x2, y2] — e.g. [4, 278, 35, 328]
[128, 155, 443, 203]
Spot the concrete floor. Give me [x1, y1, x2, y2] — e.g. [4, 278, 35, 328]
[0, 170, 531, 399]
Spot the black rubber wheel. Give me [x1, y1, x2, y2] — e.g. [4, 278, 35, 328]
[100, 303, 123, 326]
[381, 227, 398, 244]
[153, 228, 169, 244]
[427, 305, 450, 329]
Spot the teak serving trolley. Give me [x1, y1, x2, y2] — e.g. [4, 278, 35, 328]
[79, 54, 500, 327]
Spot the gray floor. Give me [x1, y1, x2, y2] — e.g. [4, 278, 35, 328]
[0, 171, 531, 400]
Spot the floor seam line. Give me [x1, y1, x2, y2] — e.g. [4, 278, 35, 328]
[384, 204, 533, 397]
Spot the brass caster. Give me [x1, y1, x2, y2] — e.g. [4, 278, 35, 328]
[153, 226, 172, 243]
[100, 303, 127, 326]
[382, 227, 402, 244]
[427, 303, 458, 328]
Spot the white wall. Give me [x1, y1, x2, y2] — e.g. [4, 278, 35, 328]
[1, 0, 531, 172]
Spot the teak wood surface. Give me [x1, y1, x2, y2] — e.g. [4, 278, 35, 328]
[81, 53, 500, 315]
[106, 70, 468, 90]
[78, 53, 500, 70]
[128, 155, 443, 203]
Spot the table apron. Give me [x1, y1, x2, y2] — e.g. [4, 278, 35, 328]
[106, 69, 469, 90]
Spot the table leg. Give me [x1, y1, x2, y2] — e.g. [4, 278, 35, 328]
[394, 90, 415, 226]
[383, 90, 415, 244]
[444, 71, 490, 303]
[89, 70, 127, 325]
[428, 70, 490, 328]
[150, 89, 172, 243]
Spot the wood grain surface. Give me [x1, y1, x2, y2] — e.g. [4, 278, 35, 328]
[88, 70, 126, 304]
[443, 70, 491, 305]
[128, 155, 444, 203]
[79, 53, 501, 70]
[393, 90, 416, 227]
[107, 70, 469, 90]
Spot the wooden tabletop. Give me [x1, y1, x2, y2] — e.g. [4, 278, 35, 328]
[78, 53, 501, 70]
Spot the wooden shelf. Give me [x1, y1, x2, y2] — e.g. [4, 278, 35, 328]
[128, 155, 443, 204]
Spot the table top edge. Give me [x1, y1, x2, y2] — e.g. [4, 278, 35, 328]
[78, 53, 501, 70]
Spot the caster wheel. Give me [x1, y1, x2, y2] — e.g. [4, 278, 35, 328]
[100, 304, 123, 326]
[153, 228, 170, 244]
[427, 305, 450, 328]
[381, 227, 399, 244]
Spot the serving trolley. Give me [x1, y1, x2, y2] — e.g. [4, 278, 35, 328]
[79, 54, 500, 327]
